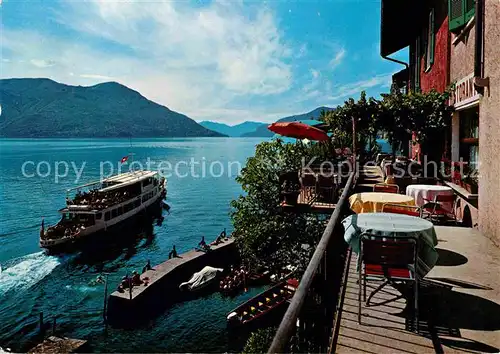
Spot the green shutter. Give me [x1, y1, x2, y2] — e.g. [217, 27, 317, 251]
[449, 0, 465, 31]
[429, 9, 435, 66]
[465, 0, 475, 22]
[415, 37, 421, 92]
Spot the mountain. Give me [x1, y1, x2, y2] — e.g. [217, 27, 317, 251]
[241, 106, 334, 137]
[0, 78, 226, 138]
[199, 121, 266, 137]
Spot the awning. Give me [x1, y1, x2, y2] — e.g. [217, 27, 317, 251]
[380, 0, 427, 57]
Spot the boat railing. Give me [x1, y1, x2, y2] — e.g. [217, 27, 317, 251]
[268, 168, 357, 353]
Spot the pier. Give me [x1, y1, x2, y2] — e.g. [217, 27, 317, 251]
[107, 238, 238, 324]
[28, 336, 87, 353]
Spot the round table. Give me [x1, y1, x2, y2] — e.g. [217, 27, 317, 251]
[349, 192, 416, 214]
[406, 184, 454, 210]
[342, 213, 438, 276]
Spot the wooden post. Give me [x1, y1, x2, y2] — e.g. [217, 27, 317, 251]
[39, 312, 44, 335]
[52, 317, 56, 335]
[103, 274, 109, 323]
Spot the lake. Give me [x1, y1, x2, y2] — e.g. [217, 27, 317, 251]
[0, 137, 265, 352]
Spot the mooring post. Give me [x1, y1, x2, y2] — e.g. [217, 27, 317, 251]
[52, 317, 56, 335]
[103, 274, 109, 323]
[39, 312, 44, 336]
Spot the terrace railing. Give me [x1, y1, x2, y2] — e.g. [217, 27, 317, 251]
[268, 169, 357, 353]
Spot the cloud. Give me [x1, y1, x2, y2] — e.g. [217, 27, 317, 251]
[80, 74, 115, 80]
[310, 69, 320, 79]
[1, 1, 296, 123]
[326, 73, 392, 101]
[329, 48, 346, 69]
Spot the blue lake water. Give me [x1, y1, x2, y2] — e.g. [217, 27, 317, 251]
[0, 137, 265, 351]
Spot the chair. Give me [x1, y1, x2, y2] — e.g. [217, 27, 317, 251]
[373, 183, 399, 194]
[358, 232, 419, 332]
[317, 174, 337, 203]
[422, 194, 457, 224]
[300, 173, 317, 203]
[382, 203, 422, 217]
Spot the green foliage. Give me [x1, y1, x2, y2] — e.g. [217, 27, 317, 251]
[242, 327, 277, 354]
[231, 140, 326, 271]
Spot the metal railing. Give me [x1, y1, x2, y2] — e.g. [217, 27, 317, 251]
[268, 170, 357, 353]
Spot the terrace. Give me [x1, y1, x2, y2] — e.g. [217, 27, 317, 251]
[268, 164, 500, 354]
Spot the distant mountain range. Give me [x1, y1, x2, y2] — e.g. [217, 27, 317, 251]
[199, 121, 266, 137]
[0, 78, 225, 138]
[241, 106, 334, 137]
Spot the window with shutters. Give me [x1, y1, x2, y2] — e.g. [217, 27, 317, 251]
[425, 8, 435, 71]
[449, 0, 475, 31]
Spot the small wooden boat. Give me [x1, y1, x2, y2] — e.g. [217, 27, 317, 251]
[226, 278, 299, 326]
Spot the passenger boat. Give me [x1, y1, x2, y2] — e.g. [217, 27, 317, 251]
[40, 170, 167, 252]
[226, 278, 299, 326]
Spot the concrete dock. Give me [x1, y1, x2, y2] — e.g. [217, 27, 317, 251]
[107, 238, 238, 324]
[28, 336, 87, 353]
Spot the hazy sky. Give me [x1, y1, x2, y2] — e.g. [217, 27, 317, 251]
[1, 0, 407, 124]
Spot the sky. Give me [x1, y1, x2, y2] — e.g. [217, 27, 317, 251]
[1, 0, 407, 124]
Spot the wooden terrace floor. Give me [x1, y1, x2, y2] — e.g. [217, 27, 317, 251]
[335, 226, 500, 354]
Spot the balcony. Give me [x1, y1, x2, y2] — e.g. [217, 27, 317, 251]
[269, 166, 500, 353]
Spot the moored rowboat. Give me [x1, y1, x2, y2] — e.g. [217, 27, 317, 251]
[226, 278, 299, 326]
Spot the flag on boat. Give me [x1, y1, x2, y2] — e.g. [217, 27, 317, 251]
[120, 156, 129, 164]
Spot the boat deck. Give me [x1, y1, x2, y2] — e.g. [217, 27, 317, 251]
[335, 226, 500, 353]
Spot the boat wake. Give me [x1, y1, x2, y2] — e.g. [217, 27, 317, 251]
[0, 252, 60, 297]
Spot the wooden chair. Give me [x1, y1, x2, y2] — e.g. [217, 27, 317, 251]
[300, 173, 317, 203]
[317, 174, 337, 203]
[358, 232, 419, 332]
[422, 194, 457, 224]
[382, 203, 422, 217]
[373, 183, 399, 194]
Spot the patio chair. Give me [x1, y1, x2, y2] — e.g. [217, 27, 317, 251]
[316, 174, 337, 203]
[358, 232, 419, 332]
[300, 173, 317, 203]
[422, 194, 457, 224]
[382, 203, 422, 217]
[373, 183, 399, 194]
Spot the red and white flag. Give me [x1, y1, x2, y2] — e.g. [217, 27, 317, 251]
[120, 156, 129, 164]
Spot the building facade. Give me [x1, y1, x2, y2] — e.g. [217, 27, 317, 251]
[380, 0, 500, 246]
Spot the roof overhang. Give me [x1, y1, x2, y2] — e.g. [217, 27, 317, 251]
[380, 0, 427, 57]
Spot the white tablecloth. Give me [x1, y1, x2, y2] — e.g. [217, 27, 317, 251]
[342, 213, 438, 276]
[406, 184, 454, 210]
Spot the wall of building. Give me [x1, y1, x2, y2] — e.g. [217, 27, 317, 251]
[478, 0, 500, 247]
[449, 1, 500, 247]
[420, 0, 450, 93]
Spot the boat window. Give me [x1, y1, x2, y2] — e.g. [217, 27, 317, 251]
[124, 203, 133, 212]
[134, 199, 141, 208]
[112, 208, 118, 218]
[105, 211, 110, 221]
[96, 212, 102, 220]
[117, 207, 123, 216]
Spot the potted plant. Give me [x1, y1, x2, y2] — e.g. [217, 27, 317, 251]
[462, 172, 478, 194]
[281, 180, 301, 205]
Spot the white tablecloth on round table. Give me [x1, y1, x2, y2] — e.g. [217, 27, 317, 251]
[406, 184, 454, 210]
[342, 213, 438, 277]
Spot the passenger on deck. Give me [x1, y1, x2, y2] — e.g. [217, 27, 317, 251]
[121, 275, 130, 289]
[142, 260, 152, 273]
[168, 246, 177, 259]
[131, 271, 142, 285]
[199, 236, 206, 248]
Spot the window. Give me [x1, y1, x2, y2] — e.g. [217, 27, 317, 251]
[96, 212, 102, 220]
[414, 37, 421, 92]
[459, 108, 479, 170]
[105, 211, 110, 221]
[425, 9, 435, 70]
[112, 208, 118, 218]
[449, 0, 475, 31]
